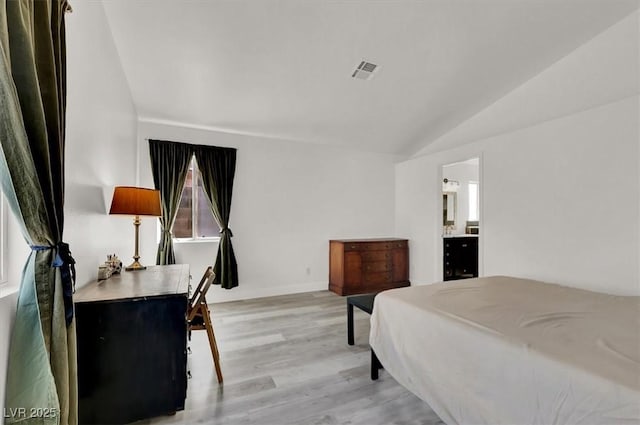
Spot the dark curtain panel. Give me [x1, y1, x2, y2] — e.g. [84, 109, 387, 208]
[149, 139, 193, 265]
[0, 1, 77, 424]
[194, 146, 238, 289]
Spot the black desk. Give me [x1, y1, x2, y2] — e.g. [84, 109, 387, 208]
[74, 264, 190, 424]
[347, 293, 377, 345]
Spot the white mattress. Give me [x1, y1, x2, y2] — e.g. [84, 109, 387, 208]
[369, 276, 640, 424]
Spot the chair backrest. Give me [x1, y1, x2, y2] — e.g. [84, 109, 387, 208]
[188, 267, 215, 320]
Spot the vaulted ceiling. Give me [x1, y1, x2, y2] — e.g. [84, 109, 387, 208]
[102, 0, 639, 155]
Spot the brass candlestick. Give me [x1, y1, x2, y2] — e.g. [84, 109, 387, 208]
[125, 215, 146, 271]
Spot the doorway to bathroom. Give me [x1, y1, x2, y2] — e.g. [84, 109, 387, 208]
[441, 157, 480, 281]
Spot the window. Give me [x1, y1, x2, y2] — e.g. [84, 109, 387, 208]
[0, 192, 7, 285]
[468, 181, 479, 222]
[173, 157, 221, 240]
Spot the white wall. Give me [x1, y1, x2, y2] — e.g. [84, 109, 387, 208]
[64, 1, 139, 287]
[136, 121, 401, 302]
[397, 11, 640, 295]
[0, 2, 139, 420]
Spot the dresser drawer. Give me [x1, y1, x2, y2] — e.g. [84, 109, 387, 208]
[444, 238, 475, 251]
[362, 251, 391, 262]
[344, 242, 365, 251]
[365, 242, 391, 251]
[391, 240, 407, 249]
[362, 261, 391, 273]
[363, 271, 392, 285]
[344, 242, 392, 251]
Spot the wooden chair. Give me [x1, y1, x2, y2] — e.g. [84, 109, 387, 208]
[188, 266, 223, 383]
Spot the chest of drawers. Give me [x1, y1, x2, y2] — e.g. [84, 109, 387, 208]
[329, 238, 410, 295]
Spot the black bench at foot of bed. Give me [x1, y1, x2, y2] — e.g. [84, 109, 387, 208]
[371, 349, 383, 380]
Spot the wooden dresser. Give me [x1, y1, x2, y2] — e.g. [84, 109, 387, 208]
[75, 264, 190, 424]
[329, 238, 410, 295]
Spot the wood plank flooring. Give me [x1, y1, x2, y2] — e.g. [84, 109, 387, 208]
[139, 290, 444, 425]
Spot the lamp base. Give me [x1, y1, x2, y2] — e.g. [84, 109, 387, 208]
[125, 260, 147, 271]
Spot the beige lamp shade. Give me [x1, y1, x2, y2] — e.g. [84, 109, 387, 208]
[109, 186, 161, 216]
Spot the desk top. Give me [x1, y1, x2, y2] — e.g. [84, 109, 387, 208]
[74, 264, 190, 303]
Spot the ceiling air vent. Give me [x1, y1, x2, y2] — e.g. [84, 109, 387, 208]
[352, 60, 378, 80]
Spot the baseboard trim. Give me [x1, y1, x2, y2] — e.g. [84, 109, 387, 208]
[209, 281, 328, 303]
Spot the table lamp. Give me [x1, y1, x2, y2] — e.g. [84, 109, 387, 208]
[109, 186, 161, 271]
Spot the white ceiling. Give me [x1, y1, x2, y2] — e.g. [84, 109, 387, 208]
[102, 0, 639, 155]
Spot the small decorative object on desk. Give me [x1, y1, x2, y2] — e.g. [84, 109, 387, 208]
[97, 254, 123, 280]
[108, 254, 123, 274]
[97, 266, 111, 281]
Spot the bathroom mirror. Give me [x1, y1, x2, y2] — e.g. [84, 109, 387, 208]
[443, 192, 456, 226]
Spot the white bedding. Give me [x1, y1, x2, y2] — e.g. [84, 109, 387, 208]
[369, 276, 640, 425]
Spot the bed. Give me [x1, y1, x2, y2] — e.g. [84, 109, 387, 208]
[369, 276, 640, 424]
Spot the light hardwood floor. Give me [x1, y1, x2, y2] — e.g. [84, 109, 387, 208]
[141, 290, 444, 425]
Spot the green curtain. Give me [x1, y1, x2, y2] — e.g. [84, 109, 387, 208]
[0, 1, 77, 425]
[149, 139, 193, 265]
[194, 145, 238, 289]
